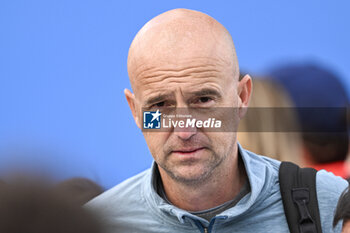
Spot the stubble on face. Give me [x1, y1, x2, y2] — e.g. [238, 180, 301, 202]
[151, 131, 235, 186]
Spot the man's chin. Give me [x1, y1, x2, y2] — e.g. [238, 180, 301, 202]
[166, 167, 213, 185]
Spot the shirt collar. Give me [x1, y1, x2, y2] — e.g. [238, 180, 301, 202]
[141, 142, 278, 224]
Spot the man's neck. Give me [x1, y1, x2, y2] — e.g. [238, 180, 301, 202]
[158, 149, 247, 212]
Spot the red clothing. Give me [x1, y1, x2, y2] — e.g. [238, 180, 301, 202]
[311, 161, 348, 178]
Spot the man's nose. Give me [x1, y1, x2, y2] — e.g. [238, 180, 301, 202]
[173, 107, 197, 140]
[173, 122, 197, 140]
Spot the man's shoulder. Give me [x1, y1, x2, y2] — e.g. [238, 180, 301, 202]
[315, 169, 348, 209]
[85, 168, 174, 232]
[316, 169, 348, 232]
[86, 168, 151, 211]
[316, 169, 348, 193]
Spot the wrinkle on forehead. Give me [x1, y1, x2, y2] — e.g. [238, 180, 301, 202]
[140, 78, 223, 106]
[134, 57, 228, 83]
[133, 58, 232, 99]
[128, 9, 239, 92]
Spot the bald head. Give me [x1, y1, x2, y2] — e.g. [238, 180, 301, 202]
[127, 9, 239, 91]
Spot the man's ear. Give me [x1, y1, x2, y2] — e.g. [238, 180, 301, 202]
[124, 88, 141, 129]
[237, 74, 252, 119]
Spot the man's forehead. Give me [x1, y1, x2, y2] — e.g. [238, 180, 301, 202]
[128, 32, 234, 78]
[133, 57, 231, 81]
[133, 59, 233, 98]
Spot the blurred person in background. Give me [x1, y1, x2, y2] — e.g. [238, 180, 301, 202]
[238, 77, 302, 164]
[54, 177, 104, 205]
[0, 181, 104, 233]
[270, 63, 349, 178]
[334, 188, 350, 232]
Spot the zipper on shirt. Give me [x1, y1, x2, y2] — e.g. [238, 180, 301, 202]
[193, 220, 208, 233]
[194, 220, 212, 233]
[194, 216, 227, 233]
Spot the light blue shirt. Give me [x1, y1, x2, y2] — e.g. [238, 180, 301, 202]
[87, 144, 348, 233]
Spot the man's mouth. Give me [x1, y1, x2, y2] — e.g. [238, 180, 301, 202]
[172, 147, 205, 155]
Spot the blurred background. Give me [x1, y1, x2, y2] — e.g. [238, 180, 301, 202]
[0, 0, 349, 189]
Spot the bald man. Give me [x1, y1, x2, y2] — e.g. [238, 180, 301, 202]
[87, 9, 347, 233]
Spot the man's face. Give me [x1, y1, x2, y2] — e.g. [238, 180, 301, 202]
[130, 56, 242, 184]
[125, 9, 252, 185]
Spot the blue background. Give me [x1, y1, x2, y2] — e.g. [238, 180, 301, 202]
[0, 0, 349, 188]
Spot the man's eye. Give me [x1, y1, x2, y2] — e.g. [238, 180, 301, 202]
[199, 97, 211, 103]
[191, 96, 215, 107]
[152, 102, 165, 108]
[195, 97, 214, 104]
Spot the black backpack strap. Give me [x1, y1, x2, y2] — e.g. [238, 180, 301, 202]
[279, 161, 323, 233]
